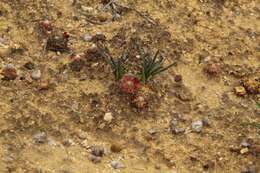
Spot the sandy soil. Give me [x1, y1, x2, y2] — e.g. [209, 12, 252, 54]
[0, 0, 259, 173]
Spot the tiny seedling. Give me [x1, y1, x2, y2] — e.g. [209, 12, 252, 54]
[139, 50, 175, 83]
[107, 51, 128, 81]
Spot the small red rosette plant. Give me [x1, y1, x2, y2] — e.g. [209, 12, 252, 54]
[107, 50, 174, 109]
[119, 74, 141, 94]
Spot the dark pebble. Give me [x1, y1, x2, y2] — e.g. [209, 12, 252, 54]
[24, 62, 35, 70]
[33, 132, 47, 144]
[110, 143, 123, 153]
[170, 119, 185, 134]
[203, 160, 215, 170]
[202, 118, 210, 127]
[1, 64, 17, 80]
[91, 146, 104, 157]
[91, 33, 106, 43]
[89, 155, 102, 163]
[69, 59, 85, 72]
[174, 74, 182, 82]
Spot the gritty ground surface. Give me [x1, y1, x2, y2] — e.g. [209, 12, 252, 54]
[0, 0, 259, 173]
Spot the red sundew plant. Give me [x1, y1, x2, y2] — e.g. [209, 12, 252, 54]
[106, 49, 174, 108]
[119, 74, 141, 94]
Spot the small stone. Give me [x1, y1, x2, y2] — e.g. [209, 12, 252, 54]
[38, 80, 50, 90]
[155, 164, 161, 170]
[91, 33, 106, 42]
[31, 69, 41, 80]
[78, 131, 88, 139]
[72, 15, 80, 21]
[203, 63, 220, 76]
[81, 140, 89, 148]
[71, 101, 79, 111]
[89, 155, 101, 164]
[111, 160, 125, 169]
[1, 64, 17, 80]
[166, 159, 176, 167]
[47, 138, 57, 146]
[81, 6, 94, 13]
[148, 128, 157, 135]
[33, 132, 47, 143]
[174, 74, 182, 82]
[98, 123, 106, 129]
[83, 34, 92, 42]
[170, 119, 178, 128]
[91, 146, 104, 157]
[24, 62, 35, 70]
[62, 138, 75, 147]
[235, 86, 247, 96]
[132, 93, 148, 109]
[112, 13, 121, 21]
[240, 148, 249, 154]
[192, 120, 203, 133]
[203, 160, 215, 170]
[170, 119, 185, 134]
[84, 44, 102, 60]
[240, 139, 250, 148]
[172, 127, 186, 134]
[104, 112, 113, 123]
[110, 143, 123, 153]
[202, 117, 210, 126]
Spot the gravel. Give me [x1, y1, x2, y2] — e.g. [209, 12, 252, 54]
[202, 118, 210, 127]
[31, 69, 41, 80]
[192, 120, 203, 133]
[240, 139, 250, 148]
[104, 112, 113, 123]
[33, 132, 47, 143]
[111, 160, 125, 169]
[91, 146, 104, 157]
[148, 128, 157, 135]
[170, 119, 186, 134]
[89, 155, 101, 164]
[2, 64, 17, 80]
[83, 34, 92, 42]
[24, 61, 35, 70]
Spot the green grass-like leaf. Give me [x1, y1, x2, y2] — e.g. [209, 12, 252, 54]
[139, 50, 175, 83]
[107, 52, 128, 81]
